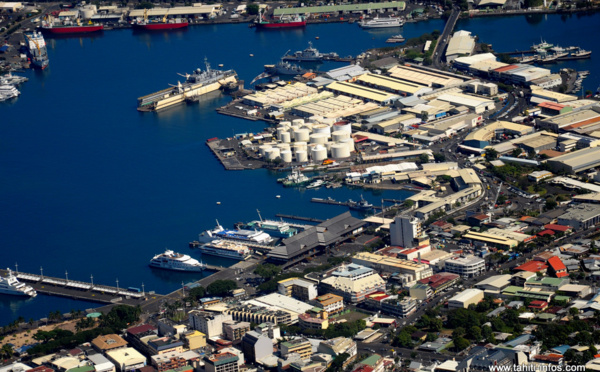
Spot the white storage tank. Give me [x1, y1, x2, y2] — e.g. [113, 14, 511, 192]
[259, 144, 272, 157]
[281, 150, 293, 163]
[280, 132, 291, 143]
[296, 150, 308, 163]
[265, 148, 281, 161]
[332, 130, 350, 142]
[292, 142, 308, 153]
[312, 124, 331, 136]
[311, 145, 328, 162]
[276, 143, 291, 151]
[310, 133, 328, 144]
[292, 119, 305, 126]
[333, 121, 352, 133]
[279, 121, 291, 127]
[322, 118, 336, 126]
[81, 7, 96, 18]
[309, 115, 323, 124]
[331, 143, 351, 159]
[340, 138, 355, 152]
[294, 128, 311, 142]
[300, 123, 313, 132]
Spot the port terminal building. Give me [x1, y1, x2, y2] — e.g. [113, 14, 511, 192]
[273, 1, 406, 18]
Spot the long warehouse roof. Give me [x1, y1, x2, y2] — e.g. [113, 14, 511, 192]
[274, 1, 405, 15]
[326, 81, 399, 103]
[129, 4, 222, 17]
[356, 73, 429, 95]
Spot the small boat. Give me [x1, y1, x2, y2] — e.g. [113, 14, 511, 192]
[386, 34, 405, 43]
[276, 195, 281, 199]
[250, 54, 254, 57]
[307, 179, 325, 189]
[216, 201, 221, 205]
[348, 195, 373, 211]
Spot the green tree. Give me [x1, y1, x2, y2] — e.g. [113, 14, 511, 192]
[453, 337, 470, 351]
[419, 153, 430, 164]
[188, 286, 206, 300]
[430, 318, 443, 332]
[393, 331, 413, 347]
[247, 4, 259, 15]
[420, 111, 429, 122]
[467, 326, 482, 342]
[485, 148, 498, 161]
[254, 263, 282, 279]
[207, 280, 238, 296]
[433, 153, 446, 163]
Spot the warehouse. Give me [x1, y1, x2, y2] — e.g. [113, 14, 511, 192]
[325, 81, 400, 104]
[128, 4, 222, 19]
[530, 74, 563, 89]
[517, 135, 557, 153]
[538, 109, 600, 132]
[463, 231, 518, 250]
[448, 288, 484, 309]
[243, 83, 318, 108]
[506, 66, 551, 84]
[274, 1, 406, 17]
[530, 86, 578, 104]
[387, 65, 465, 88]
[463, 121, 534, 148]
[421, 113, 482, 137]
[558, 204, 600, 231]
[445, 30, 476, 62]
[291, 95, 364, 118]
[402, 100, 453, 121]
[372, 114, 418, 134]
[469, 59, 511, 76]
[355, 74, 433, 97]
[546, 147, 600, 174]
[537, 102, 573, 116]
[435, 92, 494, 114]
[452, 53, 498, 71]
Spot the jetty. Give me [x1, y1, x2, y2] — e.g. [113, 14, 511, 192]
[311, 197, 382, 210]
[275, 214, 325, 223]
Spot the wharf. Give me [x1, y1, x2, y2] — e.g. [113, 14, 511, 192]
[275, 214, 324, 223]
[206, 138, 265, 171]
[311, 197, 382, 210]
[1, 269, 155, 305]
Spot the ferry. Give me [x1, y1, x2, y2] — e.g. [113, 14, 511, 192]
[0, 269, 37, 297]
[192, 220, 273, 245]
[359, 16, 404, 29]
[198, 240, 252, 261]
[236, 210, 298, 238]
[149, 250, 206, 272]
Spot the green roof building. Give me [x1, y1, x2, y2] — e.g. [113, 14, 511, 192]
[274, 2, 405, 16]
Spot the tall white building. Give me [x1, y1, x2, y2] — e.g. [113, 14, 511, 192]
[188, 311, 232, 338]
[390, 216, 422, 248]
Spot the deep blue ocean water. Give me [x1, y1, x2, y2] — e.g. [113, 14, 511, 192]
[1, 12, 599, 326]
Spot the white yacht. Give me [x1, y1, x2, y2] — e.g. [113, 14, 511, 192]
[0, 82, 20, 101]
[149, 250, 206, 272]
[359, 16, 404, 29]
[0, 269, 37, 297]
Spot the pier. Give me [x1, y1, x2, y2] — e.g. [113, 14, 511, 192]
[311, 197, 382, 210]
[275, 214, 325, 223]
[1, 269, 157, 305]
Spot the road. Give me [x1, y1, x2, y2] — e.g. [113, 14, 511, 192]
[431, 8, 459, 68]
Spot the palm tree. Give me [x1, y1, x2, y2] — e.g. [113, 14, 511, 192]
[1, 344, 13, 359]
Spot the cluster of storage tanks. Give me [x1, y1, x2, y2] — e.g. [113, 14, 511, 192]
[258, 118, 355, 163]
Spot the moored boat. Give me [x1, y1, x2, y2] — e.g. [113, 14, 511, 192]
[131, 9, 188, 30]
[40, 14, 103, 34]
[0, 269, 37, 297]
[23, 31, 49, 70]
[197, 240, 252, 261]
[359, 16, 404, 29]
[255, 8, 306, 29]
[236, 210, 298, 238]
[149, 249, 206, 272]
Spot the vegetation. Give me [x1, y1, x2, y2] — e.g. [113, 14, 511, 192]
[247, 4, 259, 15]
[254, 263, 282, 279]
[207, 280, 238, 296]
[485, 148, 498, 161]
[28, 305, 141, 356]
[419, 153, 430, 164]
[135, 1, 154, 8]
[280, 319, 366, 339]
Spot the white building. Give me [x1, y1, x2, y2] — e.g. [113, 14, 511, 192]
[445, 30, 476, 62]
[390, 216, 422, 248]
[188, 311, 232, 338]
[443, 255, 486, 278]
[448, 288, 484, 309]
[105, 348, 146, 372]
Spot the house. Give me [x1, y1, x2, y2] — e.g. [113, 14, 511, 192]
[548, 256, 568, 278]
[528, 301, 549, 311]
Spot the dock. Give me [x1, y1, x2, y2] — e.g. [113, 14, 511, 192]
[206, 138, 265, 171]
[1, 269, 157, 306]
[311, 197, 382, 210]
[275, 214, 324, 223]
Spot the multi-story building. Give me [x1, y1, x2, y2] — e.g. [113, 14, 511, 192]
[241, 330, 273, 364]
[125, 324, 157, 355]
[147, 337, 184, 355]
[443, 255, 485, 278]
[417, 273, 461, 295]
[409, 282, 433, 300]
[298, 310, 329, 330]
[223, 320, 250, 341]
[105, 348, 146, 372]
[280, 338, 313, 360]
[319, 263, 386, 303]
[365, 293, 417, 318]
[278, 278, 318, 301]
[313, 293, 344, 315]
[352, 252, 433, 282]
[390, 216, 422, 248]
[188, 311, 232, 338]
[317, 337, 357, 368]
[225, 305, 293, 325]
[204, 353, 239, 372]
[180, 330, 206, 350]
[254, 322, 281, 343]
[91, 334, 128, 353]
[150, 352, 201, 372]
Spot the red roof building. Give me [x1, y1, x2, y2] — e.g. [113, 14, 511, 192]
[127, 324, 157, 336]
[418, 273, 460, 292]
[528, 300, 549, 311]
[533, 354, 563, 364]
[548, 256, 568, 278]
[544, 224, 572, 233]
[537, 230, 555, 237]
[514, 261, 548, 273]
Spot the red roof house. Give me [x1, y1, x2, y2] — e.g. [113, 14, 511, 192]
[514, 261, 548, 273]
[548, 256, 568, 278]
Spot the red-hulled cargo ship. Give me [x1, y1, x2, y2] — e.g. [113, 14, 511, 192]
[131, 20, 188, 30]
[255, 8, 306, 29]
[40, 15, 103, 34]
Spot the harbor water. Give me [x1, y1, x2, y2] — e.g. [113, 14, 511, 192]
[1, 12, 599, 325]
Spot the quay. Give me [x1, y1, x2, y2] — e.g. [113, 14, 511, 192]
[1, 269, 156, 305]
[275, 214, 325, 223]
[206, 138, 264, 171]
[311, 197, 383, 210]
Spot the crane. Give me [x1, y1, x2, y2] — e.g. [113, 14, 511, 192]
[143, 8, 148, 23]
[24, 33, 41, 55]
[162, 8, 169, 24]
[491, 181, 503, 210]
